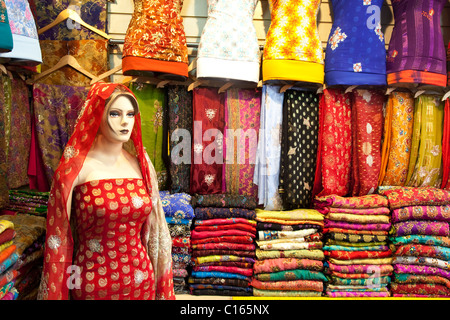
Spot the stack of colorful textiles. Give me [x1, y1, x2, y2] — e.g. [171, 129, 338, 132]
[1, 213, 46, 300]
[250, 208, 327, 297]
[315, 194, 393, 298]
[160, 191, 195, 294]
[0, 220, 18, 300]
[188, 194, 258, 296]
[380, 187, 450, 297]
[2, 190, 49, 216]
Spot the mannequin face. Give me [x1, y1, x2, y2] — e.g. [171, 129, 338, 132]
[99, 95, 136, 143]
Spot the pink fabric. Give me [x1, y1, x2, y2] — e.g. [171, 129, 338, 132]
[224, 88, 261, 198]
[324, 220, 391, 231]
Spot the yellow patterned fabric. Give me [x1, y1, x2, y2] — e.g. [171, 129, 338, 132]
[406, 95, 444, 187]
[379, 91, 415, 186]
[262, 0, 324, 83]
[256, 208, 324, 221]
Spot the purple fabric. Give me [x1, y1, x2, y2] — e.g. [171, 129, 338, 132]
[324, 220, 391, 231]
[394, 263, 450, 280]
[392, 205, 450, 223]
[394, 220, 450, 237]
[386, 0, 447, 75]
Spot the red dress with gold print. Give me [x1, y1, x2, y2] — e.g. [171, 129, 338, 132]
[71, 178, 155, 300]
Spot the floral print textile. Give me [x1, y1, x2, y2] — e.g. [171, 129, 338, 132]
[379, 91, 414, 186]
[263, 0, 323, 65]
[224, 88, 261, 198]
[351, 89, 385, 196]
[32, 83, 89, 186]
[313, 88, 352, 198]
[406, 95, 444, 187]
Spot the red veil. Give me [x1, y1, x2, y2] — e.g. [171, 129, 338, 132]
[37, 82, 175, 300]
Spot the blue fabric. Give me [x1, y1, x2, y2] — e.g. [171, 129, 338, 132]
[324, 0, 386, 86]
[191, 271, 250, 281]
[165, 217, 192, 226]
[160, 191, 195, 219]
[253, 85, 284, 210]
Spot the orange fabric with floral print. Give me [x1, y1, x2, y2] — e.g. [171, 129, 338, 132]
[122, 0, 188, 78]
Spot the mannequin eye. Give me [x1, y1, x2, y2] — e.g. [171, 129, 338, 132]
[109, 110, 120, 117]
[127, 111, 135, 117]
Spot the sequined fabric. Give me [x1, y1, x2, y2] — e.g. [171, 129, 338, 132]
[71, 178, 155, 300]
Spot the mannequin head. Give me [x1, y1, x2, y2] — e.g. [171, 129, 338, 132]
[99, 88, 140, 144]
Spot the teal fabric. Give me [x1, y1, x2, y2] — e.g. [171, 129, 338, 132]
[0, 0, 13, 52]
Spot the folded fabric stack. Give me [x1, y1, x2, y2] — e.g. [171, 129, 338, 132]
[0, 219, 19, 300]
[2, 190, 49, 216]
[160, 191, 195, 294]
[1, 213, 46, 300]
[380, 187, 450, 297]
[250, 208, 327, 297]
[315, 194, 393, 298]
[188, 194, 258, 297]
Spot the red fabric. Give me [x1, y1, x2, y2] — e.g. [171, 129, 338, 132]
[0, 229, 15, 245]
[71, 179, 155, 300]
[27, 115, 50, 192]
[190, 87, 225, 194]
[314, 88, 352, 198]
[351, 89, 385, 196]
[191, 242, 255, 251]
[191, 235, 254, 245]
[442, 99, 450, 189]
[194, 223, 256, 233]
[194, 217, 256, 226]
[191, 229, 256, 239]
[324, 249, 392, 260]
[38, 83, 174, 300]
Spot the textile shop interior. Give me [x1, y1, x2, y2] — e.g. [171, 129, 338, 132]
[1, 0, 450, 300]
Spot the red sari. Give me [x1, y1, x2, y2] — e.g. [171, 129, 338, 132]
[37, 83, 174, 300]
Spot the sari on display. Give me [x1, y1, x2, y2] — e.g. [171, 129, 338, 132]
[224, 88, 261, 198]
[37, 83, 174, 300]
[379, 91, 414, 186]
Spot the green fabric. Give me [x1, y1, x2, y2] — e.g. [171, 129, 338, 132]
[254, 269, 328, 282]
[406, 95, 444, 187]
[389, 234, 450, 248]
[129, 82, 167, 190]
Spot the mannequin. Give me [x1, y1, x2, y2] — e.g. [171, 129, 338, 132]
[38, 83, 174, 300]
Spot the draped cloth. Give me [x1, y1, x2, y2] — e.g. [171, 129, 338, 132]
[279, 89, 319, 209]
[32, 83, 89, 187]
[167, 85, 193, 193]
[313, 88, 352, 198]
[406, 95, 444, 187]
[442, 98, 450, 189]
[129, 82, 168, 190]
[0, 74, 9, 208]
[7, 76, 31, 189]
[190, 88, 225, 194]
[254, 85, 284, 210]
[350, 89, 384, 196]
[379, 91, 414, 186]
[37, 83, 174, 300]
[224, 88, 261, 198]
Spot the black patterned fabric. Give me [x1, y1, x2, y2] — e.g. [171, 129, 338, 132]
[167, 85, 193, 193]
[279, 89, 319, 209]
